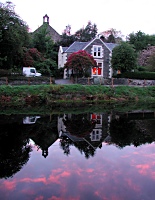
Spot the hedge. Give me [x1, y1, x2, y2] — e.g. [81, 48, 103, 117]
[113, 72, 155, 80]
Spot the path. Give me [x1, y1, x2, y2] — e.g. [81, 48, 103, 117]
[55, 79, 73, 85]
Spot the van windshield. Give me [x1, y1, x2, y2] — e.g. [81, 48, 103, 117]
[30, 69, 35, 73]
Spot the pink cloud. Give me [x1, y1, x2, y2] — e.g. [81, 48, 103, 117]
[126, 178, 140, 192]
[86, 168, 94, 173]
[35, 195, 44, 200]
[20, 177, 47, 184]
[48, 197, 61, 200]
[136, 164, 150, 175]
[2, 180, 16, 191]
[48, 169, 71, 184]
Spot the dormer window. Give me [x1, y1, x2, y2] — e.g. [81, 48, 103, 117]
[93, 45, 102, 57]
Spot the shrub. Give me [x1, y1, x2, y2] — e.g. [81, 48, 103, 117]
[113, 72, 155, 80]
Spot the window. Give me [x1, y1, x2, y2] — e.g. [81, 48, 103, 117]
[93, 45, 102, 57]
[92, 62, 103, 76]
[90, 129, 102, 141]
[30, 69, 35, 73]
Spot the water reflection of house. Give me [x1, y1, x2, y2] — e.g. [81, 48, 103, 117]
[58, 113, 110, 150]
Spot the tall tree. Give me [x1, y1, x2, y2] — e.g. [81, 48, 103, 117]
[32, 24, 57, 74]
[111, 42, 137, 73]
[100, 28, 123, 43]
[128, 31, 155, 52]
[0, 2, 30, 69]
[74, 21, 98, 42]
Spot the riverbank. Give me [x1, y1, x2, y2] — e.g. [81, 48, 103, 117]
[0, 84, 155, 108]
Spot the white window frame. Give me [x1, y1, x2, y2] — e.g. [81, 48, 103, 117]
[92, 61, 103, 77]
[93, 45, 102, 58]
[90, 129, 102, 141]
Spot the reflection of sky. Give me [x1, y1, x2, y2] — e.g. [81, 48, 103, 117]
[0, 140, 155, 200]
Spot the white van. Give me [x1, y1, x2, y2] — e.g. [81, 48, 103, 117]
[23, 67, 42, 77]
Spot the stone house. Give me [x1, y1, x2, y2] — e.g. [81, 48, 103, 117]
[58, 35, 118, 79]
[32, 14, 61, 43]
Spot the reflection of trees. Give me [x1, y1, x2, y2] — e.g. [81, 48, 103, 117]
[110, 117, 153, 148]
[0, 123, 32, 179]
[59, 137, 74, 156]
[63, 114, 96, 138]
[74, 141, 95, 159]
[59, 137, 96, 159]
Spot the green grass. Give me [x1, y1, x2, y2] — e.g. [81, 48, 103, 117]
[0, 85, 155, 107]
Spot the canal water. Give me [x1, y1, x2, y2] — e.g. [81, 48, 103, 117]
[0, 110, 155, 200]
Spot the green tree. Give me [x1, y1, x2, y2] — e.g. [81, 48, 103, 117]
[0, 2, 30, 69]
[32, 24, 55, 57]
[128, 31, 155, 52]
[56, 32, 75, 48]
[111, 42, 137, 73]
[74, 21, 97, 42]
[31, 24, 57, 75]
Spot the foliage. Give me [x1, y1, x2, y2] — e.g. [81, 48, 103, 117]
[74, 21, 97, 42]
[0, 123, 32, 179]
[56, 32, 75, 48]
[110, 117, 153, 148]
[113, 71, 155, 80]
[22, 47, 45, 67]
[63, 114, 96, 138]
[147, 52, 155, 72]
[0, 2, 30, 69]
[64, 50, 97, 77]
[138, 46, 155, 70]
[111, 42, 137, 73]
[100, 28, 123, 43]
[128, 31, 155, 52]
[32, 24, 54, 56]
[31, 24, 58, 75]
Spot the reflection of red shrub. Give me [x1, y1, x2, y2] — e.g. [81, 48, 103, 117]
[25, 95, 40, 105]
[63, 115, 96, 138]
[0, 95, 11, 103]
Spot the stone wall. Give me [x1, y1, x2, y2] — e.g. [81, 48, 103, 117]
[77, 77, 155, 86]
[0, 77, 54, 85]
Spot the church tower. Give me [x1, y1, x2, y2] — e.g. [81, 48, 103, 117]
[43, 14, 49, 25]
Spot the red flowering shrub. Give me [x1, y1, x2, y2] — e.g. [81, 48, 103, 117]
[22, 48, 45, 66]
[64, 50, 97, 77]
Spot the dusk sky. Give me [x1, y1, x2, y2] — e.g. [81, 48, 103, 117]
[1, 0, 155, 37]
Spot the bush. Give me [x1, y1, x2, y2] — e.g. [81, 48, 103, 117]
[0, 69, 11, 77]
[113, 72, 155, 80]
[137, 66, 147, 72]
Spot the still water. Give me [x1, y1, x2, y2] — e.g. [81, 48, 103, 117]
[0, 111, 155, 200]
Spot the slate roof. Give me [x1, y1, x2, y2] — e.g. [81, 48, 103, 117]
[62, 47, 68, 52]
[104, 43, 118, 51]
[65, 42, 89, 53]
[63, 40, 118, 53]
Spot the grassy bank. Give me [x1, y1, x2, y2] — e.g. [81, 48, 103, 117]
[0, 84, 155, 108]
